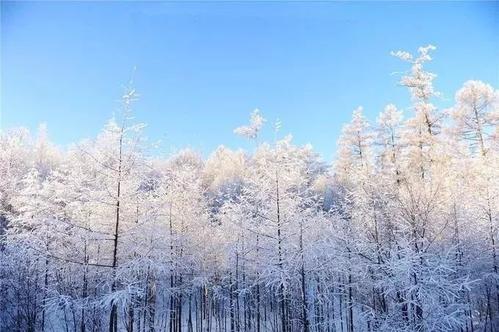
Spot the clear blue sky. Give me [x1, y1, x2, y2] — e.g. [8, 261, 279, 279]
[1, 1, 497, 160]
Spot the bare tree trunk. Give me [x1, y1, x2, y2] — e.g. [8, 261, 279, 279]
[42, 243, 49, 332]
[299, 220, 309, 332]
[148, 272, 156, 332]
[275, 172, 286, 332]
[81, 241, 88, 332]
[178, 276, 183, 332]
[256, 234, 261, 332]
[109, 128, 124, 332]
[235, 251, 240, 332]
[230, 272, 235, 332]
[347, 271, 353, 332]
[169, 203, 176, 332]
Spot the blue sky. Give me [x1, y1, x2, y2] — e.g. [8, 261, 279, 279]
[1, 1, 497, 160]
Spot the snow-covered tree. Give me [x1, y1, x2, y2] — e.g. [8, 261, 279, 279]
[2, 45, 497, 332]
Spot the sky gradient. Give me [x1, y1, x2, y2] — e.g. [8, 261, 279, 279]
[1, 1, 498, 160]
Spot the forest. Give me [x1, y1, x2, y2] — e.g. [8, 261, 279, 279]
[1, 45, 498, 332]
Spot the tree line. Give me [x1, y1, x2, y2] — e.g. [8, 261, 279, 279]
[1, 45, 498, 331]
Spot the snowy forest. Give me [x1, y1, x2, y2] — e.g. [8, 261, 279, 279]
[1, 45, 498, 332]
